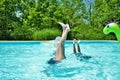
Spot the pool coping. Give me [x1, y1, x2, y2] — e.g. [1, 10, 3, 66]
[0, 40, 118, 43]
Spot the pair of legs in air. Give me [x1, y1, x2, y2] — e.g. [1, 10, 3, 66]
[48, 22, 70, 64]
[48, 22, 91, 64]
[73, 39, 82, 56]
[73, 39, 91, 60]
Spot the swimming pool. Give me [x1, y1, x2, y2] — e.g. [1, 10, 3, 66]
[0, 41, 120, 80]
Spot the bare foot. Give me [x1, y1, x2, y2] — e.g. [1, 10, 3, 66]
[73, 39, 76, 44]
[58, 22, 66, 30]
[66, 24, 70, 32]
[78, 40, 80, 44]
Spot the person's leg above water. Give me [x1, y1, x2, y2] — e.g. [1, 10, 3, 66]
[73, 39, 77, 53]
[77, 40, 82, 56]
[55, 23, 70, 61]
[48, 23, 70, 64]
[78, 40, 92, 60]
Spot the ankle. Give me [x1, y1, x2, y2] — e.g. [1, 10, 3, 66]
[73, 39, 76, 44]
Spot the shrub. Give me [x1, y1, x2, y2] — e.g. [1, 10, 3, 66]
[33, 28, 61, 40]
[10, 27, 33, 40]
[71, 25, 116, 40]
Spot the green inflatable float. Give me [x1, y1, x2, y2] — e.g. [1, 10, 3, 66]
[103, 22, 120, 47]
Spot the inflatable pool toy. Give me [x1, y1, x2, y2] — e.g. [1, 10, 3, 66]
[103, 22, 120, 47]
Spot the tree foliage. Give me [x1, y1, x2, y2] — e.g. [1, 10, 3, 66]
[0, 0, 119, 40]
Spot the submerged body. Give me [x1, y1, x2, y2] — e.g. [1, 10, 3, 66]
[48, 22, 70, 64]
[73, 39, 91, 61]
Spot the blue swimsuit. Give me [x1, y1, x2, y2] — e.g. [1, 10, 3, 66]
[47, 58, 57, 64]
[75, 52, 92, 60]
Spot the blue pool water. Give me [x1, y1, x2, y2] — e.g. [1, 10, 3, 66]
[0, 41, 120, 80]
